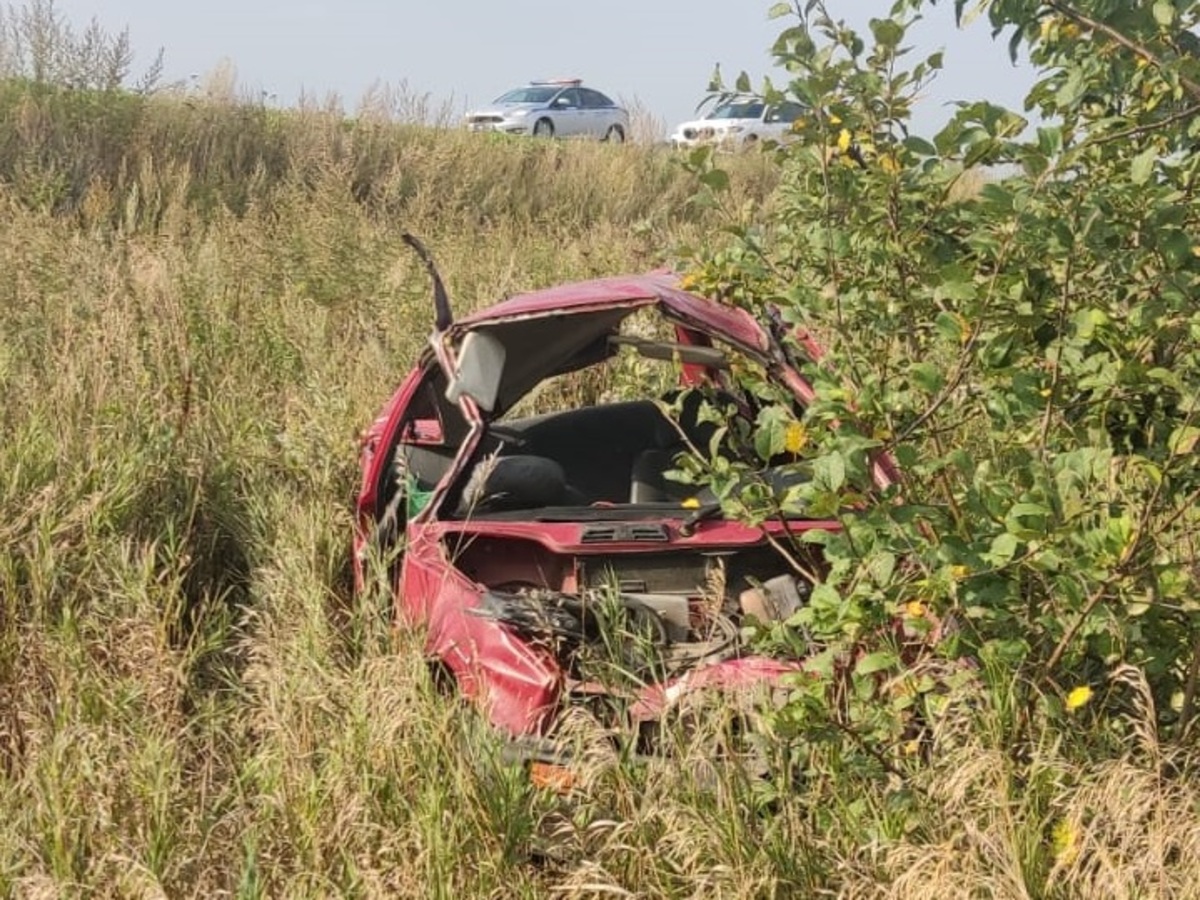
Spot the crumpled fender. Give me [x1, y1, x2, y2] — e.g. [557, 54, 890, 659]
[402, 530, 561, 736]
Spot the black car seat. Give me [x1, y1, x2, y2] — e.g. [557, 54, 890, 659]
[629, 390, 730, 503]
[456, 454, 576, 514]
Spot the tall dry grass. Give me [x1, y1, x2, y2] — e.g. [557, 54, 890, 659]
[1, 82, 1198, 897]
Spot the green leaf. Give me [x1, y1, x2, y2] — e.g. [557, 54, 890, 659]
[735, 71, 752, 93]
[815, 452, 846, 492]
[699, 168, 730, 192]
[869, 18, 904, 49]
[686, 145, 713, 170]
[805, 647, 837, 678]
[981, 638, 1028, 666]
[856, 650, 899, 676]
[809, 582, 841, 611]
[988, 532, 1019, 564]
[904, 135, 937, 156]
[1008, 501, 1050, 520]
[1037, 125, 1062, 156]
[1147, 368, 1182, 390]
[1006, 502, 1049, 538]
[934, 278, 977, 303]
[1170, 426, 1200, 455]
[1056, 68, 1086, 107]
[707, 64, 723, 93]
[1131, 146, 1158, 185]
[980, 331, 1015, 368]
[1159, 229, 1191, 267]
[768, 1, 793, 19]
[867, 551, 897, 586]
[935, 311, 965, 344]
[753, 406, 790, 461]
[1072, 307, 1109, 341]
[911, 361, 945, 394]
[1153, 0, 1175, 27]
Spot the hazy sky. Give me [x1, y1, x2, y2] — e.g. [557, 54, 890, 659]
[50, 0, 1038, 136]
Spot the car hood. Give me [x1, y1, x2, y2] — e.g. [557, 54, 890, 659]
[445, 272, 773, 417]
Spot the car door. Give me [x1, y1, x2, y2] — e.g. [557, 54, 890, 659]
[549, 87, 584, 136]
[353, 359, 465, 586]
[579, 88, 612, 137]
[764, 101, 806, 141]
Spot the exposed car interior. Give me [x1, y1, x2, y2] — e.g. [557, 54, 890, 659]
[377, 309, 811, 527]
[455, 393, 722, 517]
[380, 357, 739, 527]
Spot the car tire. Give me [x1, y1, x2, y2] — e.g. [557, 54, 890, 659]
[603, 125, 625, 143]
[533, 118, 555, 138]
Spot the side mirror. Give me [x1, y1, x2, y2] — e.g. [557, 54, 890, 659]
[446, 330, 505, 412]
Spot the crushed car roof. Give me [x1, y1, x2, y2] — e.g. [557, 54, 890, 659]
[445, 272, 775, 418]
[452, 272, 770, 355]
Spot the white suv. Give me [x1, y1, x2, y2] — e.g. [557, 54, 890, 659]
[670, 99, 807, 149]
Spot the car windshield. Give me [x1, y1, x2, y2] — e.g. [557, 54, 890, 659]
[710, 101, 765, 121]
[495, 87, 559, 104]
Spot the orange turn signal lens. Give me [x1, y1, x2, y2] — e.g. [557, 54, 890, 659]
[529, 761, 577, 793]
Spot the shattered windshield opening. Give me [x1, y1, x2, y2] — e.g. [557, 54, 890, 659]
[447, 315, 813, 523]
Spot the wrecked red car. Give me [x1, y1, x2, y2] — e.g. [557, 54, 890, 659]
[353, 238, 896, 760]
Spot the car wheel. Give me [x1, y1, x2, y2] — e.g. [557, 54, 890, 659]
[533, 118, 554, 138]
[603, 125, 625, 143]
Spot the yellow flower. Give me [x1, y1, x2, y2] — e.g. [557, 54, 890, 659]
[837, 128, 852, 153]
[828, 113, 842, 125]
[950, 565, 970, 581]
[905, 600, 926, 618]
[784, 422, 808, 454]
[1051, 819, 1079, 866]
[681, 497, 701, 509]
[879, 152, 901, 174]
[1065, 685, 1093, 710]
[680, 273, 699, 290]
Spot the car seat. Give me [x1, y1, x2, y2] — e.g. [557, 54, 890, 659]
[456, 454, 577, 514]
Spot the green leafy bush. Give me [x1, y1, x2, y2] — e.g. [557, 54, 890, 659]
[685, 0, 1200, 771]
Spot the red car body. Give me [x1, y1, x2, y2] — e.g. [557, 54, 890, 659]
[353, 270, 895, 748]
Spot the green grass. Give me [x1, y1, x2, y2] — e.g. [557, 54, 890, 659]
[2, 82, 1199, 898]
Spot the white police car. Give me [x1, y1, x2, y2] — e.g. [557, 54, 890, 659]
[465, 79, 630, 141]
